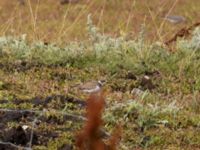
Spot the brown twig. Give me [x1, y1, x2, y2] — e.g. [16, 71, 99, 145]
[76, 92, 121, 150]
[164, 22, 200, 46]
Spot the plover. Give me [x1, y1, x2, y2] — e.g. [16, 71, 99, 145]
[77, 80, 106, 94]
[163, 15, 186, 24]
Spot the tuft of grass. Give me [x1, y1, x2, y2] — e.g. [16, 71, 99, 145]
[0, 19, 200, 76]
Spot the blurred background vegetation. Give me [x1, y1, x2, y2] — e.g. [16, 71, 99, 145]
[0, 0, 199, 43]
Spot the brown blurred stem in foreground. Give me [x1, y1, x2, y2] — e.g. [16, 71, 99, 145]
[76, 92, 121, 150]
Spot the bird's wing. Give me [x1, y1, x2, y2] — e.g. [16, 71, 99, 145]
[78, 81, 97, 90]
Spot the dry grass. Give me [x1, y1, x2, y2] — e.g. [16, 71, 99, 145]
[0, 0, 199, 43]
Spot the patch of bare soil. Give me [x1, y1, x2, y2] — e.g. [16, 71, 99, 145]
[0, 95, 86, 149]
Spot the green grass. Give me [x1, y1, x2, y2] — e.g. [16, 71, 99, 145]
[0, 18, 200, 149]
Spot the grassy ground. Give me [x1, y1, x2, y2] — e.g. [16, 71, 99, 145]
[0, 25, 200, 149]
[0, 0, 200, 150]
[0, 0, 199, 43]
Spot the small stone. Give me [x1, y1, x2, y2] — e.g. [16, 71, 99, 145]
[22, 125, 29, 130]
[164, 15, 186, 24]
[131, 88, 144, 97]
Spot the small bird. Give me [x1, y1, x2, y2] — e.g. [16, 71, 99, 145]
[77, 80, 106, 94]
[163, 15, 186, 24]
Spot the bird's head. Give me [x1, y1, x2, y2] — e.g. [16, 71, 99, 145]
[98, 79, 106, 87]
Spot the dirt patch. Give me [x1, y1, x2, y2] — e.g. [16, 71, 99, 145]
[0, 95, 86, 108]
[0, 94, 87, 149]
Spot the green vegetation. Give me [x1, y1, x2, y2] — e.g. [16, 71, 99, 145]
[1, 17, 200, 149]
[1, 0, 200, 149]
